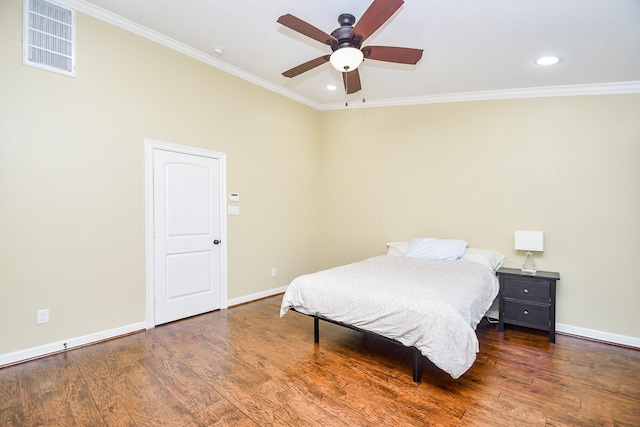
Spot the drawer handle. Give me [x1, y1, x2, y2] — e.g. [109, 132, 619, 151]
[523, 288, 529, 294]
[523, 310, 529, 315]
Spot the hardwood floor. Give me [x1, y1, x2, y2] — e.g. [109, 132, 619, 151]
[2, 295, 639, 426]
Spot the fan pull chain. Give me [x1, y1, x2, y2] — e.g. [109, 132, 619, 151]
[344, 72, 349, 107]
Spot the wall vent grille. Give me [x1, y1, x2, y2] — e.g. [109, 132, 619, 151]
[23, 0, 76, 77]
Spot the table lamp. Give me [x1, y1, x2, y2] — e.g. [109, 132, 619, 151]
[514, 231, 544, 274]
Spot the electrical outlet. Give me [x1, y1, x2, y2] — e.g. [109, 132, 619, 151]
[37, 309, 49, 324]
[271, 268, 277, 277]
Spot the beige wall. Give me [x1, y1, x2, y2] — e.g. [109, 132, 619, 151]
[1, 0, 638, 358]
[0, 1, 322, 355]
[319, 97, 640, 338]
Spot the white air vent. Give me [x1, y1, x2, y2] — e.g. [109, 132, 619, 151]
[23, 0, 76, 77]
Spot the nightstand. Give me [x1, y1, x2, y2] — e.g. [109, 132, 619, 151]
[497, 267, 560, 343]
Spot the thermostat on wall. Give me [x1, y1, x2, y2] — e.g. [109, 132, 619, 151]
[229, 193, 240, 202]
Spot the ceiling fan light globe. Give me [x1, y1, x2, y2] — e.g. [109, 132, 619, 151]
[330, 47, 364, 72]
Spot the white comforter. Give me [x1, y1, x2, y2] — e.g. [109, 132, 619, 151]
[280, 255, 499, 379]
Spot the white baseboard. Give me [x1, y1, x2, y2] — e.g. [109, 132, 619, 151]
[555, 324, 640, 348]
[485, 309, 499, 322]
[0, 321, 146, 368]
[485, 309, 639, 348]
[227, 285, 287, 307]
[1, 286, 289, 368]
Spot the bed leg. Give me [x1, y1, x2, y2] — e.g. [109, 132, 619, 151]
[313, 316, 319, 344]
[413, 348, 422, 383]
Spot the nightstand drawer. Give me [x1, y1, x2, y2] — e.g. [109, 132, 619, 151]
[502, 277, 550, 303]
[503, 300, 550, 328]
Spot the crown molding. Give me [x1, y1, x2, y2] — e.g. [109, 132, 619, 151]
[319, 81, 640, 110]
[58, 0, 640, 112]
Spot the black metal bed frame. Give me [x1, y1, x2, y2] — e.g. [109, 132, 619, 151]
[293, 309, 423, 383]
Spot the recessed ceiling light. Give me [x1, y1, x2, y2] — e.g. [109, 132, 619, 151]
[535, 56, 560, 66]
[326, 84, 338, 91]
[212, 46, 225, 55]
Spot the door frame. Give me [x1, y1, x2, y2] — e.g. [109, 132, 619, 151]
[144, 138, 228, 329]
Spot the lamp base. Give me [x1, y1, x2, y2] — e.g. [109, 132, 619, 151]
[521, 251, 537, 274]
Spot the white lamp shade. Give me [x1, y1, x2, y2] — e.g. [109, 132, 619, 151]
[329, 47, 364, 72]
[514, 231, 544, 252]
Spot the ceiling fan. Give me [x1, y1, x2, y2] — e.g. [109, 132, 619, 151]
[277, 0, 423, 95]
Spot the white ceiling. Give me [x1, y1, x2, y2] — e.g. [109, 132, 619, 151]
[66, 0, 640, 109]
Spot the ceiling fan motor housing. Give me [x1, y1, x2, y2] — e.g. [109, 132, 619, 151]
[330, 14, 362, 51]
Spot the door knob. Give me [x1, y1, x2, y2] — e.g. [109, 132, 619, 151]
[213, 239, 221, 245]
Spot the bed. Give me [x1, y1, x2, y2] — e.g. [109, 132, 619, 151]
[280, 239, 504, 382]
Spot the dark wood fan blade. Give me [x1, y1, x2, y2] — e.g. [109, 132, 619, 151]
[282, 56, 330, 78]
[342, 69, 362, 94]
[351, 0, 404, 44]
[363, 46, 423, 64]
[277, 14, 338, 45]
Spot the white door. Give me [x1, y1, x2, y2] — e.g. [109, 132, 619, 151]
[153, 149, 222, 325]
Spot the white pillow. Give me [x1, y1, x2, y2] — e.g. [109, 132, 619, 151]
[461, 248, 506, 271]
[386, 241, 409, 256]
[404, 238, 468, 261]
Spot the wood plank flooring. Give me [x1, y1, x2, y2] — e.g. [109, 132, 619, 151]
[1, 295, 639, 426]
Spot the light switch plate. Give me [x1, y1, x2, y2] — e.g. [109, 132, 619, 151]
[228, 206, 240, 215]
